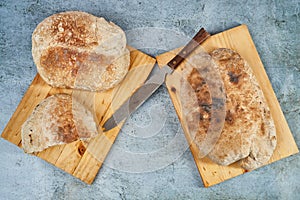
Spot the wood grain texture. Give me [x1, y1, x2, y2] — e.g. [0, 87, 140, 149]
[1, 47, 156, 184]
[156, 24, 299, 187]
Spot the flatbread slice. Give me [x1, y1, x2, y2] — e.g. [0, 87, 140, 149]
[21, 94, 99, 153]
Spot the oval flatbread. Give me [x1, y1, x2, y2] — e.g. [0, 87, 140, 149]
[32, 11, 130, 91]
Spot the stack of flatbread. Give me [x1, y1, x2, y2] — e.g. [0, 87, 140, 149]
[22, 11, 130, 153]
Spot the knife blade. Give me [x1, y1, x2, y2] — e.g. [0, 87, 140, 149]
[103, 28, 210, 131]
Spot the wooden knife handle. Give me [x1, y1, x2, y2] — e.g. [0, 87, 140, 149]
[167, 28, 210, 70]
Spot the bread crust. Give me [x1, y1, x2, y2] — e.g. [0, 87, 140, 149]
[32, 11, 130, 91]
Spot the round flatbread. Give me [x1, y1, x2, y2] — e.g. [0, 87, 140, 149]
[32, 11, 130, 91]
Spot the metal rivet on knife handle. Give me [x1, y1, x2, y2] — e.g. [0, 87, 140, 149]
[167, 28, 210, 70]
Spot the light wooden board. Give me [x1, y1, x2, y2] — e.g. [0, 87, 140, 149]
[1, 47, 156, 184]
[156, 24, 299, 187]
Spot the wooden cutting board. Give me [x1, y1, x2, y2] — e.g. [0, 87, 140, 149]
[156, 24, 299, 187]
[1, 47, 156, 184]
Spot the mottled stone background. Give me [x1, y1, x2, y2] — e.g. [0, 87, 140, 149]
[0, 0, 299, 199]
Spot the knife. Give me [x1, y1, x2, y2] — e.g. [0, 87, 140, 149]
[103, 28, 210, 131]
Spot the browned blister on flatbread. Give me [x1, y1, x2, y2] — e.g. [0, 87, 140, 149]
[21, 94, 99, 153]
[180, 51, 226, 157]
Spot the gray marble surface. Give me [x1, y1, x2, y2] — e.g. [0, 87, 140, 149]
[0, 0, 299, 199]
